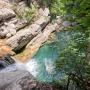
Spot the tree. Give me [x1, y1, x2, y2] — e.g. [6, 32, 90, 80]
[49, 0, 90, 89]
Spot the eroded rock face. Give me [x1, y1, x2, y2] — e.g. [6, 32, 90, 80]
[0, 0, 60, 64]
[14, 18, 62, 62]
[8, 0, 23, 3]
[0, 70, 59, 90]
[16, 24, 58, 62]
[0, 8, 15, 21]
[0, 0, 15, 38]
[0, 0, 28, 38]
[0, 40, 15, 58]
[0, 18, 28, 38]
[6, 16, 50, 51]
[0, 0, 16, 22]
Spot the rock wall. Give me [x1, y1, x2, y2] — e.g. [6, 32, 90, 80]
[0, 1, 62, 89]
[0, 0, 61, 63]
[6, 16, 50, 51]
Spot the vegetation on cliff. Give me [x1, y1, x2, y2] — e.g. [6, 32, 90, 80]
[24, 0, 89, 89]
[25, 0, 90, 89]
[47, 0, 90, 89]
[0, 0, 90, 90]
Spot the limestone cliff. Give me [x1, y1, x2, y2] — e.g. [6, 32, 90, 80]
[0, 0, 62, 63]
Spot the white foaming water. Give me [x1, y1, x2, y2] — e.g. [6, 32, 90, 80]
[0, 62, 25, 73]
[0, 59, 39, 77]
[0, 58, 56, 81]
[25, 59, 39, 77]
[44, 58, 56, 74]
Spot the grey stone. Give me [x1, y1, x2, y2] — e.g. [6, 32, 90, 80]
[6, 16, 50, 51]
[39, 8, 50, 17]
[0, 8, 15, 21]
[62, 21, 71, 27]
[9, 29, 16, 36]
[6, 33, 12, 38]
[0, 28, 9, 38]
[0, 70, 58, 90]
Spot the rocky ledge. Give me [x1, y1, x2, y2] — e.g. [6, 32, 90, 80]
[0, 1, 62, 90]
[0, 0, 62, 63]
[0, 70, 60, 90]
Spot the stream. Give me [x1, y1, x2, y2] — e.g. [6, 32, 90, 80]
[25, 31, 73, 83]
[0, 31, 83, 84]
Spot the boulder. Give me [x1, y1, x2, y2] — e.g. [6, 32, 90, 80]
[0, 18, 28, 38]
[0, 70, 59, 90]
[62, 21, 71, 27]
[0, 0, 16, 38]
[6, 16, 50, 51]
[15, 21, 62, 62]
[0, 8, 15, 22]
[0, 40, 15, 58]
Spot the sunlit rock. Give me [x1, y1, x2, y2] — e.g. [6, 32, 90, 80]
[0, 40, 15, 58]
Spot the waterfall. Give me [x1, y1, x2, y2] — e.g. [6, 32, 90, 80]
[0, 31, 76, 83]
[0, 55, 15, 70]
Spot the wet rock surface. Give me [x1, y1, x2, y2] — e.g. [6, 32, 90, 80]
[0, 70, 59, 90]
[0, 55, 15, 71]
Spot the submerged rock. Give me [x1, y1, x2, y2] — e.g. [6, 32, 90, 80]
[62, 21, 71, 27]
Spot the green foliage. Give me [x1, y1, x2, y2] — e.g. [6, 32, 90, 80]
[48, 0, 90, 89]
[37, 0, 90, 89]
[14, 0, 90, 89]
[14, 4, 37, 23]
[56, 31, 89, 89]
[50, 0, 66, 16]
[24, 4, 36, 22]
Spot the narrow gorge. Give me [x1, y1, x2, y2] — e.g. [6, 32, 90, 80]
[0, 0, 62, 90]
[0, 0, 90, 90]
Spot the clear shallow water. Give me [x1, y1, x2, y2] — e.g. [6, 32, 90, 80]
[25, 43, 59, 82]
[26, 31, 85, 83]
[25, 31, 76, 83]
[0, 31, 84, 84]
